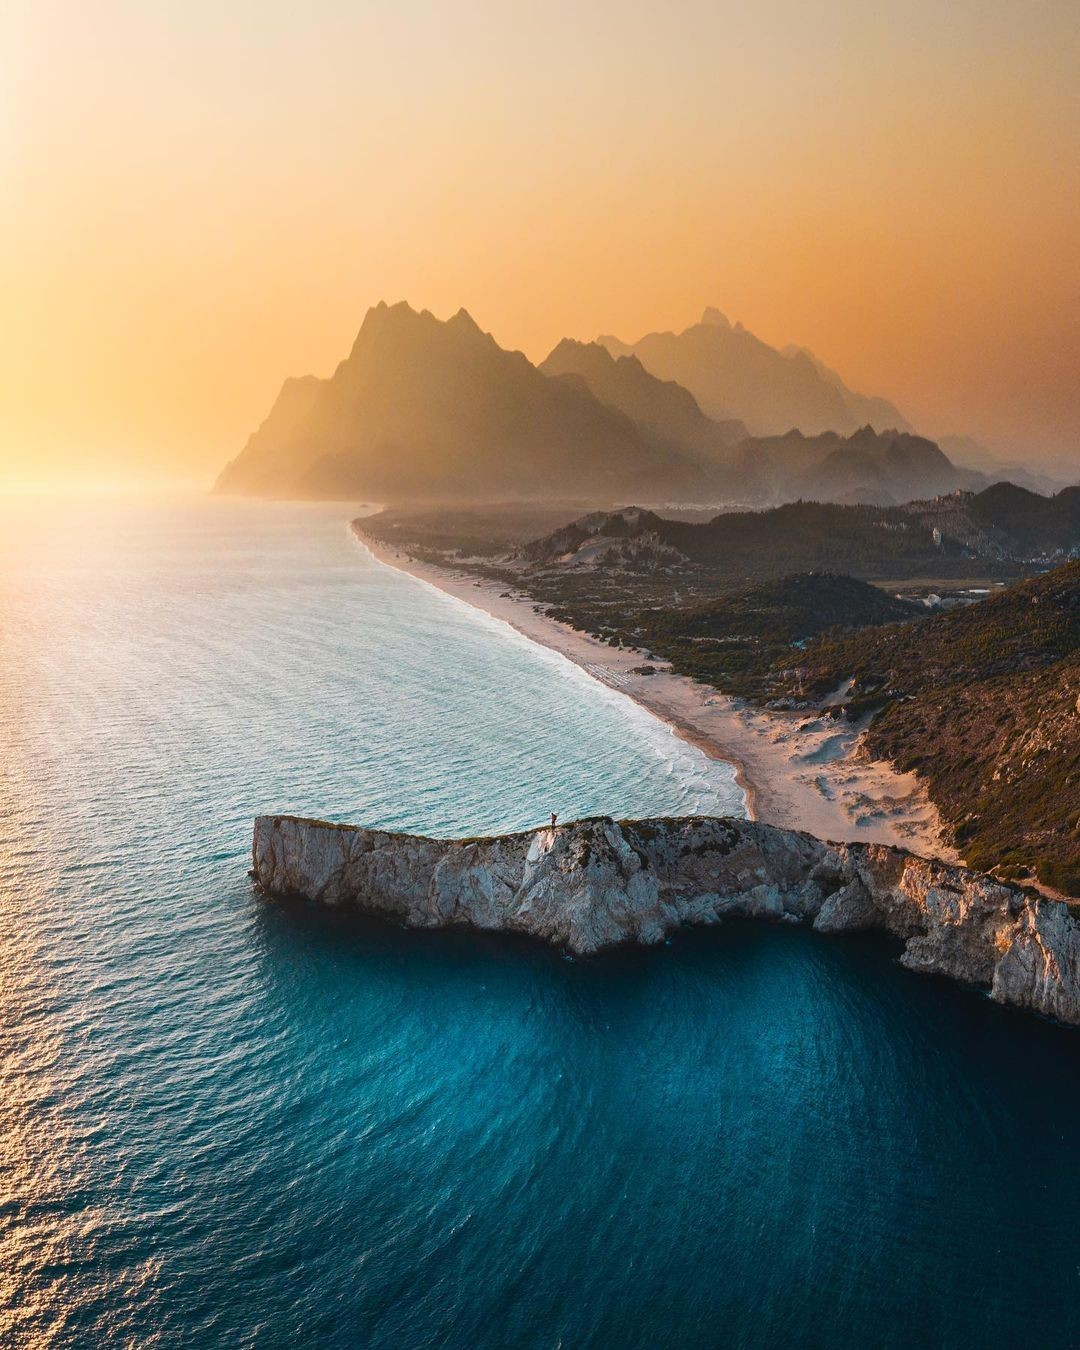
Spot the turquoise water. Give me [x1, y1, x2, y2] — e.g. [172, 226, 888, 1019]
[1, 497, 1079, 1347]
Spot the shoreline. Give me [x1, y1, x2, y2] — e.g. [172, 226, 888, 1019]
[255, 813, 1079, 1023]
[354, 524, 956, 860]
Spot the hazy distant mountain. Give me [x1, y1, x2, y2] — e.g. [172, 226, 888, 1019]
[598, 308, 911, 437]
[728, 426, 980, 506]
[218, 301, 977, 507]
[779, 342, 913, 433]
[537, 339, 964, 506]
[216, 303, 715, 502]
[538, 339, 747, 467]
[937, 435, 1066, 496]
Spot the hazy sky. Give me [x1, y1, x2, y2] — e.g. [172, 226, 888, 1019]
[2, 0, 1078, 488]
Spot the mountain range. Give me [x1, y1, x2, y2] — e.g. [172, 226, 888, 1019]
[539, 338, 748, 464]
[217, 302, 713, 501]
[537, 338, 978, 505]
[598, 307, 911, 437]
[936, 435, 1065, 497]
[217, 302, 1042, 507]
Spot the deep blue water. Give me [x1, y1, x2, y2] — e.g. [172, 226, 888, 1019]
[1, 497, 1078, 1347]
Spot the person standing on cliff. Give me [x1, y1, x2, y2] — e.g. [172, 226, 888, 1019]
[550, 812, 558, 829]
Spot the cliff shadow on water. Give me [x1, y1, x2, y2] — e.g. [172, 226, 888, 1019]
[242, 876, 1080, 1348]
[252, 866, 1080, 1042]
[251, 813, 1080, 1027]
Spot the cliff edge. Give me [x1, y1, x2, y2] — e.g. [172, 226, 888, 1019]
[252, 814, 1080, 1024]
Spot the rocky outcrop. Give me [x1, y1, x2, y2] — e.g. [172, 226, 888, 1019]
[252, 814, 1080, 1024]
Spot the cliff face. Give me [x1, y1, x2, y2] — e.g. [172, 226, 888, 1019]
[252, 814, 1080, 1023]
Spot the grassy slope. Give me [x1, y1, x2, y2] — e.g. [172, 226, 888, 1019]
[632, 573, 918, 696]
[786, 563, 1080, 893]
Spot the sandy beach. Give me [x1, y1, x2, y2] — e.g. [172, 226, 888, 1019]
[355, 526, 955, 860]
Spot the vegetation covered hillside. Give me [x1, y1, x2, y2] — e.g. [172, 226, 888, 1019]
[595, 573, 918, 696]
[906, 483, 1080, 561]
[515, 502, 1020, 618]
[360, 502, 1079, 893]
[964, 482, 1080, 556]
[785, 563, 1080, 893]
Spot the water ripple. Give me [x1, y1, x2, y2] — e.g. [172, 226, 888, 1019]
[1, 497, 1079, 1348]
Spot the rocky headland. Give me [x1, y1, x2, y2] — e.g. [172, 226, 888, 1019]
[253, 813, 1080, 1025]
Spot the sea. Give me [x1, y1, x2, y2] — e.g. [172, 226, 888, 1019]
[1, 495, 1078, 1348]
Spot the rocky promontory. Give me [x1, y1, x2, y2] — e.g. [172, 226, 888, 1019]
[253, 814, 1080, 1024]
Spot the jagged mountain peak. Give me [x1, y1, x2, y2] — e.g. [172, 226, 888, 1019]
[357, 299, 480, 334]
[599, 310, 912, 438]
[217, 304, 717, 502]
[448, 306, 482, 332]
[545, 338, 657, 384]
[345, 301, 501, 369]
[546, 336, 610, 361]
[539, 334, 748, 461]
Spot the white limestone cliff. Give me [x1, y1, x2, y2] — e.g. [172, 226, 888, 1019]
[252, 814, 1080, 1024]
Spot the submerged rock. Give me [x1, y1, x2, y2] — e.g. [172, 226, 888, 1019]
[252, 814, 1080, 1025]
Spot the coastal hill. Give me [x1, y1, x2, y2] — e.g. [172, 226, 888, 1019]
[216, 302, 716, 502]
[598, 307, 912, 436]
[636, 573, 920, 695]
[914, 481, 1080, 560]
[779, 561, 1080, 894]
[520, 499, 984, 585]
[516, 507, 1080, 891]
[520, 484, 1080, 581]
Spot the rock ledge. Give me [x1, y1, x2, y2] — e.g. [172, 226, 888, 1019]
[253, 814, 1080, 1024]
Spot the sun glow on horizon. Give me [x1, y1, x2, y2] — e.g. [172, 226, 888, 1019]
[2, 0, 1078, 489]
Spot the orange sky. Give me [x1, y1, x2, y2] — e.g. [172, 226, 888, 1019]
[2, 0, 1078, 490]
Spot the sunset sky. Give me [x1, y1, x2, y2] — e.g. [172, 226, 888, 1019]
[2, 0, 1077, 490]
